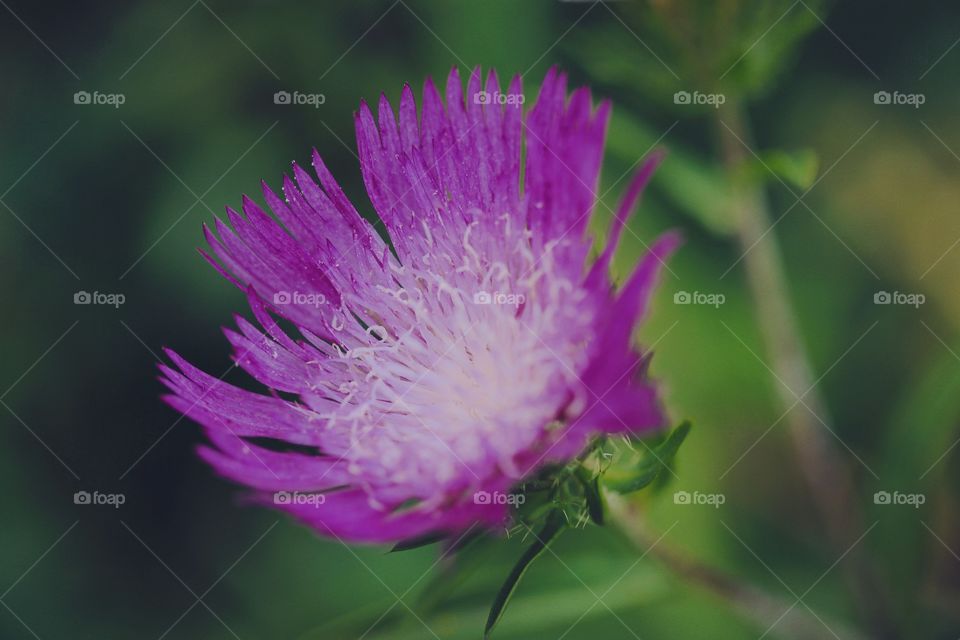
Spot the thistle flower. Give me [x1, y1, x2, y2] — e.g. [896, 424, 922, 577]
[161, 67, 678, 544]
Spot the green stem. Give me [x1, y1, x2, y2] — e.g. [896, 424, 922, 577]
[715, 97, 897, 638]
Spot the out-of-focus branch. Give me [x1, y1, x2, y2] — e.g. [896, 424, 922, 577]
[606, 493, 867, 640]
[714, 98, 896, 639]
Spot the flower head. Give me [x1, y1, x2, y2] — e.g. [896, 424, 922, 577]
[161, 67, 678, 544]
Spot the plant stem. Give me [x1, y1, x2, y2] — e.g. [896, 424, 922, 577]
[605, 493, 867, 640]
[715, 98, 896, 638]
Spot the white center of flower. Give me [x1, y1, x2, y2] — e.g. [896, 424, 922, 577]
[308, 212, 596, 507]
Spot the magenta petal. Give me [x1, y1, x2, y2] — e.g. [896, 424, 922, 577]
[163, 68, 678, 545]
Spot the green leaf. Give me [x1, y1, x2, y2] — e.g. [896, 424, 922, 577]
[606, 422, 692, 494]
[414, 533, 489, 614]
[331, 566, 669, 640]
[747, 149, 820, 191]
[574, 466, 605, 525]
[389, 531, 447, 553]
[484, 510, 566, 639]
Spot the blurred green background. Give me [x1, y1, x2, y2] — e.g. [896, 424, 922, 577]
[2, 0, 959, 638]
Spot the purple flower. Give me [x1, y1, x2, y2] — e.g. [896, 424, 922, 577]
[161, 67, 678, 544]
